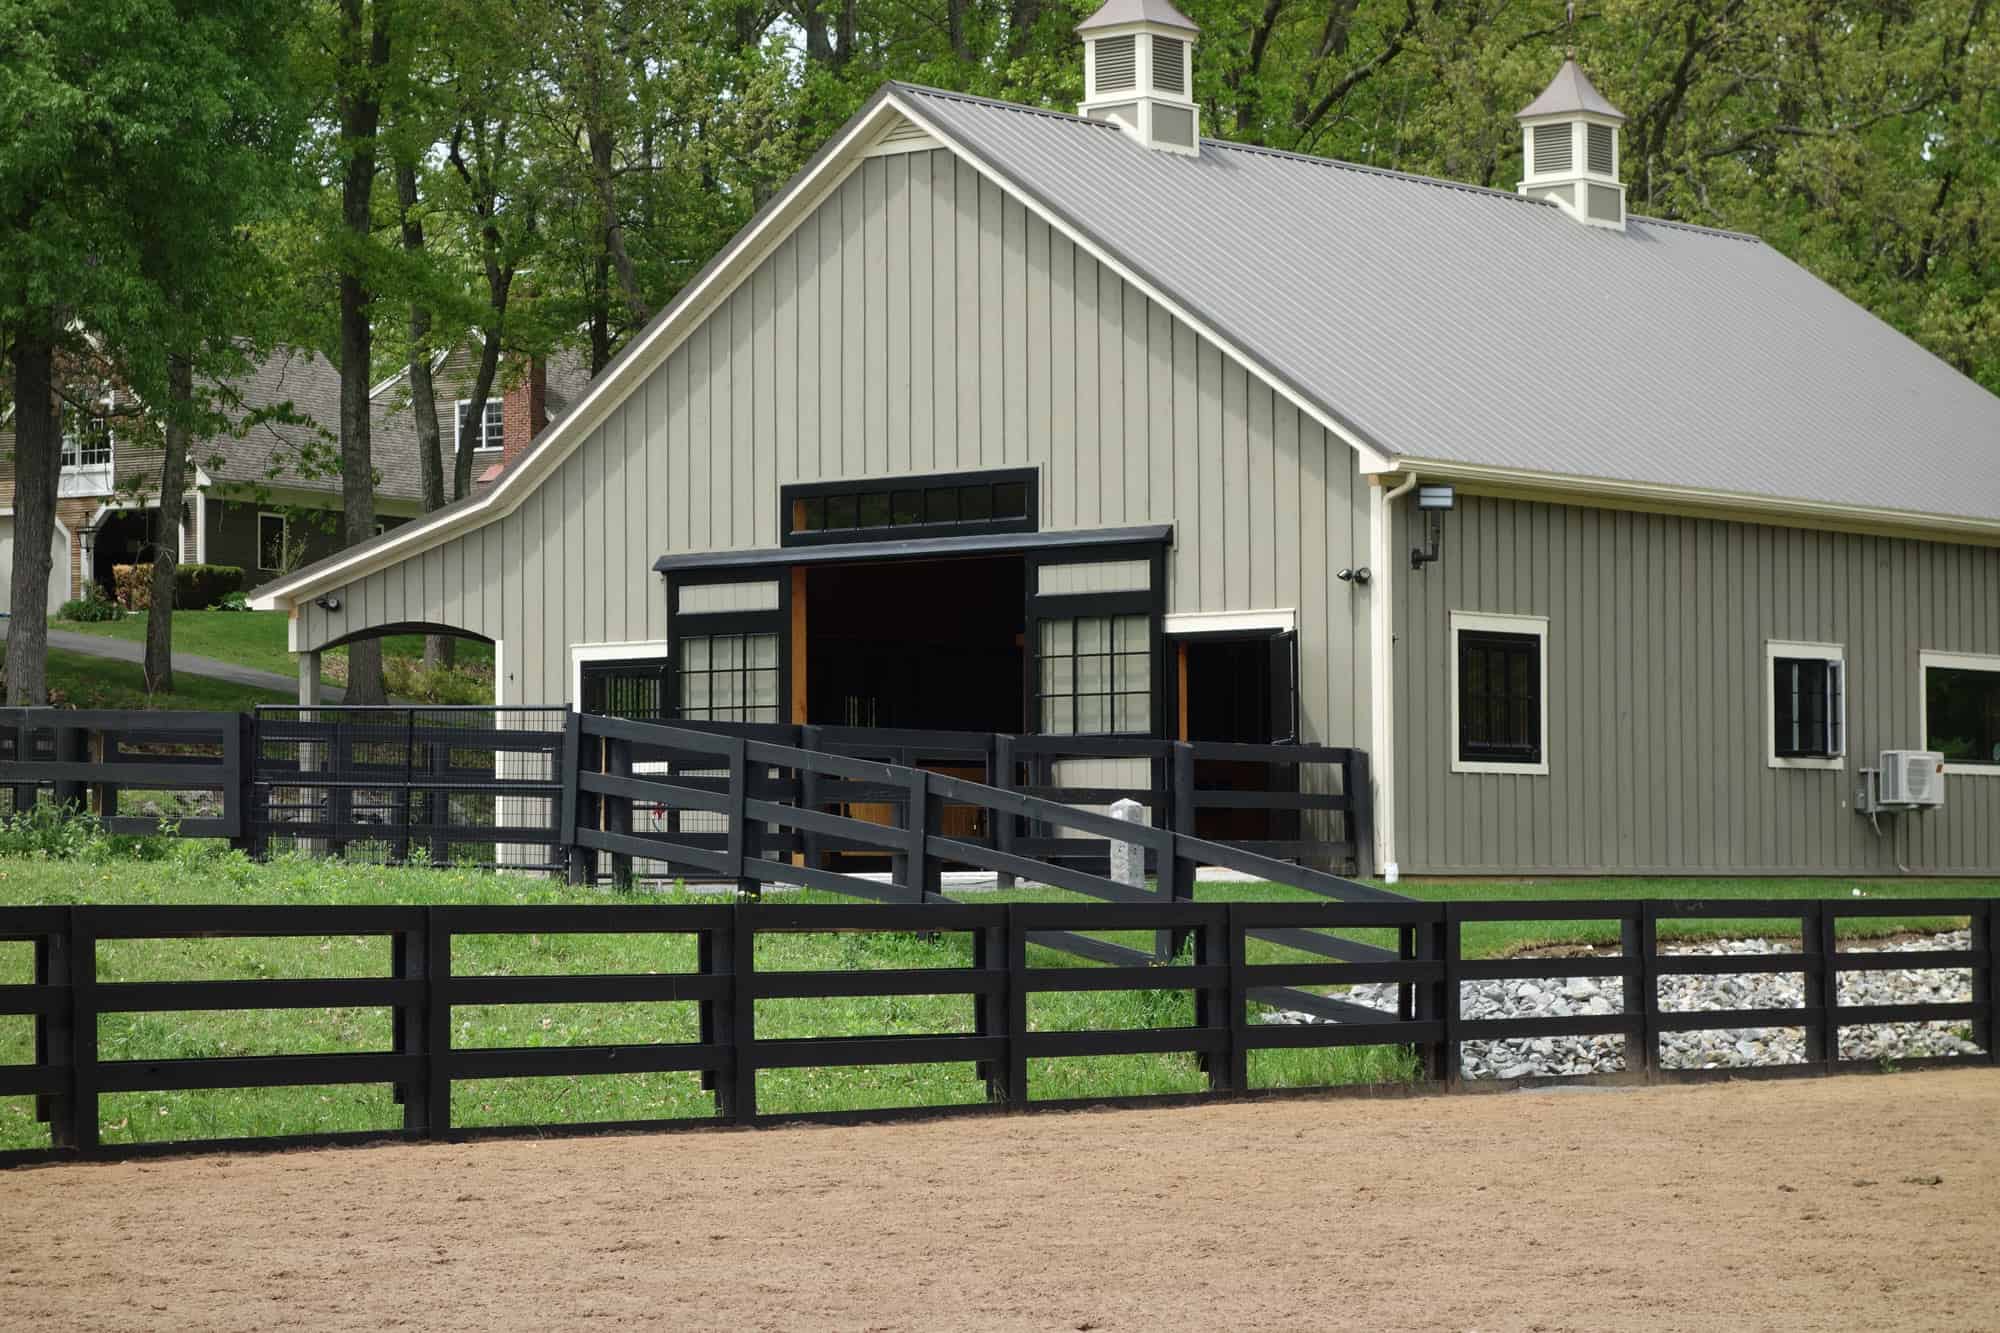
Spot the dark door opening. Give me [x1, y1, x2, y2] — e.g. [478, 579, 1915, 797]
[805, 555, 1026, 733]
[1180, 631, 1299, 844]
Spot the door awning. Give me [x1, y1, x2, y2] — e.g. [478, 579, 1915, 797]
[652, 524, 1172, 573]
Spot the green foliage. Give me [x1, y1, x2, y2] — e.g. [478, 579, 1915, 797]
[0, 801, 174, 862]
[57, 585, 122, 623]
[111, 563, 246, 612]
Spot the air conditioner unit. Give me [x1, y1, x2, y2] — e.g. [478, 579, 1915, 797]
[1878, 750, 1945, 808]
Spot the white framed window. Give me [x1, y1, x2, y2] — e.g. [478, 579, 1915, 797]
[1766, 640, 1845, 770]
[1449, 611, 1549, 775]
[257, 512, 288, 573]
[1920, 650, 2000, 775]
[456, 398, 504, 453]
[60, 413, 112, 470]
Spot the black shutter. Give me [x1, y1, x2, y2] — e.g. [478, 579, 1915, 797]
[1268, 629, 1299, 744]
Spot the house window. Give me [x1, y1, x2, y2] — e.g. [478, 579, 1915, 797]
[582, 657, 672, 720]
[457, 398, 504, 453]
[1449, 611, 1548, 774]
[783, 468, 1035, 547]
[257, 512, 289, 573]
[61, 414, 112, 470]
[1037, 614, 1149, 735]
[1921, 651, 2000, 773]
[678, 632, 780, 723]
[1767, 641, 1844, 768]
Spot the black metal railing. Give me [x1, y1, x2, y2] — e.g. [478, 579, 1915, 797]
[2, 895, 1990, 1166]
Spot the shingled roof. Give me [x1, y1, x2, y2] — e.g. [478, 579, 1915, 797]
[896, 83, 2000, 526]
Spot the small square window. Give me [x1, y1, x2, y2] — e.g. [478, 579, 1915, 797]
[1767, 642, 1845, 769]
[824, 494, 859, 529]
[891, 490, 923, 525]
[1451, 612, 1547, 774]
[958, 485, 992, 521]
[993, 481, 1028, 519]
[858, 491, 892, 528]
[924, 488, 959, 523]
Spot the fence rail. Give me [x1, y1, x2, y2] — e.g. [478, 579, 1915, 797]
[1, 895, 1991, 1166]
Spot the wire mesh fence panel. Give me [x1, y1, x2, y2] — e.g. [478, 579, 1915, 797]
[250, 707, 569, 871]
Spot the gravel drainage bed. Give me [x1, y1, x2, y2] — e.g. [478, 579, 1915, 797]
[1269, 930, 1985, 1080]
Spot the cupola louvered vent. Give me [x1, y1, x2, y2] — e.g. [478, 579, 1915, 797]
[1095, 34, 1137, 92]
[1532, 124, 1572, 173]
[1586, 122, 1614, 174]
[1151, 35, 1185, 92]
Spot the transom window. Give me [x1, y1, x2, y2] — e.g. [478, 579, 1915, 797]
[457, 398, 504, 453]
[1922, 651, 2000, 771]
[1768, 641, 1844, 767]
[783, 468, 1035, 547]
[61, 414, 112, 469]
[1038, 614, 1149, 736]
[1450, 611, 1548, 774]
[678, 632, 780, 723]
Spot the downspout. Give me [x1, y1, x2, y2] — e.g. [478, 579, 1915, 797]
[1369, 472, 1418, 884]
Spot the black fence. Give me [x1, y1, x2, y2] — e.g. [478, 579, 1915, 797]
[2, 896, 1990, 1166]
[0, 707, 1371, 879]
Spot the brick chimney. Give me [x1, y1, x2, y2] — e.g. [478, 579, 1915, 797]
[498, 355, 546, 470]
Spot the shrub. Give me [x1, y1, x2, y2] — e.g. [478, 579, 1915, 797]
[0, 801, 106, 859]
[113, 562, 246, 611]
[57, 584, 122, 622]
[213, 590, 251, 612]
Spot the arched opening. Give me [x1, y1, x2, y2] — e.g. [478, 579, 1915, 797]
[308, 623, 501, 707]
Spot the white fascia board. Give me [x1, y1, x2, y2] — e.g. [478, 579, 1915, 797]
[884, 93, 1394, 476]
[250, 93, 907, 613]
[1163, 608, 1296, 635]
[569, 639, 671, 706]
[1387, 455, 2000, 546]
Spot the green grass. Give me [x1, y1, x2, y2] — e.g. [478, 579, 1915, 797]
[1, 852, 1989, 1153]
[0, 645, 292, 710]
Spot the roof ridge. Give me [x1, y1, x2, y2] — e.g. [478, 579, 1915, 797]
[1627, 213, 1762, 244]
[891, 82, 1121, 130]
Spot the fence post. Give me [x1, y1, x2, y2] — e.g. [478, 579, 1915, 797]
[1439, 903, 1462, 1087]
[992, 734, 1016, 892]
[231, 713, 259, 857]
[9, 713, 36, 814]
[1978, 901, 1996, 1068]
[907, 770, 940, 902]
[729, 900, 758, 1120]
[1343, 750, 1374, 878]
[1803, 902, 1840, 1072]
[33, 915, 78, 1148]
[393, 911, 440, 1134]
[425, 911, 452, 1136]
[1621, 905, 1651, 1080]
[51, 721, 85, 810]
[1222, 904, 1248, 1093]
[727, 737, 757, 899]
[1411, 908, 1446, 1083]
[799, 725, 823, 873]
[1003, 905, 1028, 1108]
[393, 709, 416, 866]
[560, 712, 589, 885]
[65, 908, 99, 1154]
[1166, 742, 1198, 959]
[608, 733, 635, 890]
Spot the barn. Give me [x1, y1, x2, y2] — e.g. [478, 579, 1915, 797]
[252, 0, 2000, 878]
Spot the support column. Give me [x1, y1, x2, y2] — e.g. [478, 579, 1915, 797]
[298, 649, 322, 706]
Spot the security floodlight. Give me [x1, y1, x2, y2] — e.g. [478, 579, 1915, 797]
[1417, 485, 1456, 511]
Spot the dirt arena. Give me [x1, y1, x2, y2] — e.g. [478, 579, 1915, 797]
[3, 1073, 1996, 1331]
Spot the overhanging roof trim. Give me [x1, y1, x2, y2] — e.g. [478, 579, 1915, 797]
[654, 525, 1172, 573]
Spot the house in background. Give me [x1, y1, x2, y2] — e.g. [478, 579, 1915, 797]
[253, 0, 2000, 878]
[0, 342, 589, 610]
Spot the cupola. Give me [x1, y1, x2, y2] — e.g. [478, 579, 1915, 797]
[1515, 58, 1627, 230]
[1076, 0, 1201, 157]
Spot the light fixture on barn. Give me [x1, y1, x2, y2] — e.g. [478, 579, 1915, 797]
[1410, 485, 1455, 571]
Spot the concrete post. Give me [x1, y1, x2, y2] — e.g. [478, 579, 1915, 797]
[298, 650, 322, 706]
[1108, 797, 1147, 890]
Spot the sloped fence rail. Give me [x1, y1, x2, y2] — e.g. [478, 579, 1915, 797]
[1, 896, 1991, 1166]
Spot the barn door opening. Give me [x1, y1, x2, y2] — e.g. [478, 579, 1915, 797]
[1178, 627, 1300, 844]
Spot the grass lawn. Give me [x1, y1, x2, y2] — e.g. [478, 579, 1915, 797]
[0, 645, 292, 711]
[1, 852, 1989, 1154]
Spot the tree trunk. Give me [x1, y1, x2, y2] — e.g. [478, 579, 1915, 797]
[143, 353, 193, 694]
[337, 0, 389, 705]
[397, 157, 454, 670]
[4, 318, 61, 706]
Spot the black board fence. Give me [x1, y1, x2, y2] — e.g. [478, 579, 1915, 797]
[1, 896, 1991, 1166]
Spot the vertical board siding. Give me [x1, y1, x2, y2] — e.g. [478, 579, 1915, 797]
[1394, 494, 2000, 874]
[297, 149, 1370, 743]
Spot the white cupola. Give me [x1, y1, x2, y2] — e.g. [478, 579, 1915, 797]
[1515, 58, 1627, 230]
[1076, 0, 1201, 157]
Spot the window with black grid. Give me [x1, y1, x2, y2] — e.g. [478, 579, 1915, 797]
[1038, 613, 1149, 735]
[784, 469, 1034, 546]
[1457, 630, 1541, 764]
[678, 632, 780, 723]
[1773, 656, 1843, 759]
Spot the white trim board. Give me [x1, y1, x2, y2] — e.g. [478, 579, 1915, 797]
[1163, 608, 1296, 635]
[251, 86, 1396, 614]
[1918, 649, 2000, 777]
[1447, 610, 1550, 777]
[569, 640, 671, 708]
[1764, 639, 1846, 771]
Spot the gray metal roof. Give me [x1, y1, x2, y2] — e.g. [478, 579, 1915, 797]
[1518, 59, 1625, 121]
[901, 84, 2000, 526]
[1075, 0, 1198, 33]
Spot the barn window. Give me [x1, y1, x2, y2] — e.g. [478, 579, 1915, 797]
[783, 468, 1035, 547]
[1037, 614, 1150, 735]
[678, 633, 781, 723]
[1768, 641, 1844, 768]
[1450, 611, 1548, 774]
[1922, 650, 2000, 772]
[580, 657, 672, 720]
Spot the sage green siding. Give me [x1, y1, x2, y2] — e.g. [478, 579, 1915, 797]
[1392, 494, 2000, 874]
[297, 148, 1372, 747]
